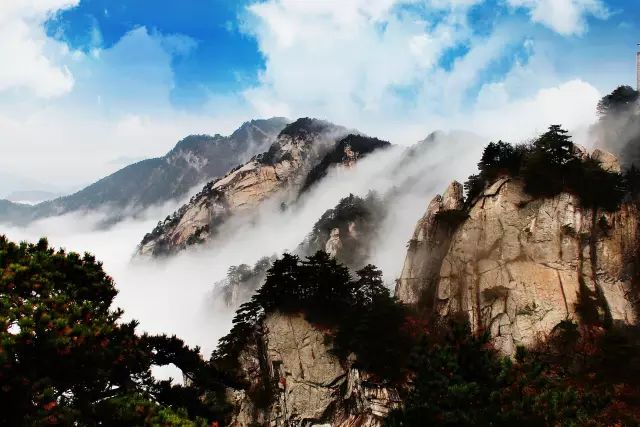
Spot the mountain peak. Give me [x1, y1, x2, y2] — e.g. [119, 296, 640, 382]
[230, 117, 290, 142]
[279, 117, 342, 138]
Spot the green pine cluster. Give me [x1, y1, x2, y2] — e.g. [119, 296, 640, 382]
[0, 236, 229, 426]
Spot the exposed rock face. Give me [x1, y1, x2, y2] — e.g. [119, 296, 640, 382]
[325, 228, 343, 258]
[229, 313, 401, 426]
[592, 148, 622, 172]
[395, 181, 464, 305]
[397, 164, 639, 355]
[297, 193, 387, 271]
[138, 118, 348, 256]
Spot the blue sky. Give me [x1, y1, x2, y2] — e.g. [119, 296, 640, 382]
[0, 0, 639, 188]
[45, 0, 262, 107]
[41, 0, 640, 109]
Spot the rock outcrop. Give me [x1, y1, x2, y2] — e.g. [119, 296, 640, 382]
[325, 228, 343, 258]
[138, 118, 347, 256]
[229, 312, 401, 426]
[395, 181, 464, 305]
[297, 193, 387, 271]
[397, 153, 639, 355]
[138, 121, 392, 257]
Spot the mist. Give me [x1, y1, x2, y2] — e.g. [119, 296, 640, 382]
[0, 130, 487, 365]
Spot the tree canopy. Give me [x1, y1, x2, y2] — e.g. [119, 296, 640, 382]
[0, 236, 229, 426]
[386, 319, 640, 426]
[464, 125, 627, 211]
[597, 85, 639, 117]
[214, 252, 413, 382]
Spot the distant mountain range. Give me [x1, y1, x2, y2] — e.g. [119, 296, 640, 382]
[5, 190, 62, 205]
[0, 117, 289, 225]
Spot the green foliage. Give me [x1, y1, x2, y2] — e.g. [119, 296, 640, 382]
[478, 140, 524, 180]
[216, 256, 276, 307]
[597, 85, 640, 117]
[278, 117, 334, 138]
[386, 319, 640, 426]
[434, 209, 469, 231]
[463, 174, 484, 204]
[463, 125, 627, 212]
[214, 252, 412, 381]
[0, 236, 229, 425]
[301, 192, 386, 268]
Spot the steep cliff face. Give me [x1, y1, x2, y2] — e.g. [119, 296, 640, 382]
[138, 118, 347, 256]
[228, 312, 401, 427]
[395, 181, 464, 305]
[139, 121, 392, 257]
[397, 155, 639, 355]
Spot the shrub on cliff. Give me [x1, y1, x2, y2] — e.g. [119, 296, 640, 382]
[299, 192, 386, 268]
[0, 236, 229, 426]
[464, 125, 626, 212]
[214, 252, 413, 381]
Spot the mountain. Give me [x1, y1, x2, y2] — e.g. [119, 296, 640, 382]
[217, 130, 640, 426]
[5, 190, 61, 204]
[214, 192, 387, 309]
[138, 118, 392, 256]
[299, 134, 391, 193]
[0, 117, 289, 225]
[396, 143, 639, 355]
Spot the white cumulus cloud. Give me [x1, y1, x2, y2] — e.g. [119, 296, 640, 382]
[0, 0, 79, 98]
[506, 0, 608, 35]
[242, 0, 604, 146]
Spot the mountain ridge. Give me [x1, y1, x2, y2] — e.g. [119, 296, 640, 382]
[0, 117, 289, 226]
[137, 118, 392, 256]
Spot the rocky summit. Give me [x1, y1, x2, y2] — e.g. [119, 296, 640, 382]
[397, 148, 639, 355]
[0, 117, 289, 226]
[138, 119, 391, 256]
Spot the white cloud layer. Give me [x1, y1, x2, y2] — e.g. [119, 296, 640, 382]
[0, 0, 613, 190]
[506, 0, 608, 35]
[0, 0, 78, 98]
[243, 0, 603, 145]
[0, 25, 248, 190]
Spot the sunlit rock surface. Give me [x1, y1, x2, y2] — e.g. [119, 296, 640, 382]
[397, 151, 638, 355]
[229, 313, 401, 426]
[138, 119, 346, 256]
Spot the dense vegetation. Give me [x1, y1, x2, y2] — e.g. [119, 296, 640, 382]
[387, 318, 640, 426]
[464, 125, 628, 211]
[214, 255, 276, 308]
[0, 236, 229, 426]
[214, 252, 413, 386]
[298, 192, 386, 268]
[277, 117, 337, 138]
[3, 233, 640, 425]
[213, 251, 640, 425]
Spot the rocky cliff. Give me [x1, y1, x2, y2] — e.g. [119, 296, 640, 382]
[227, 312, 401, 427]
[396, 150, 639, 355]
[139, 120, 391, 256]
[138, 118, 346, 255]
